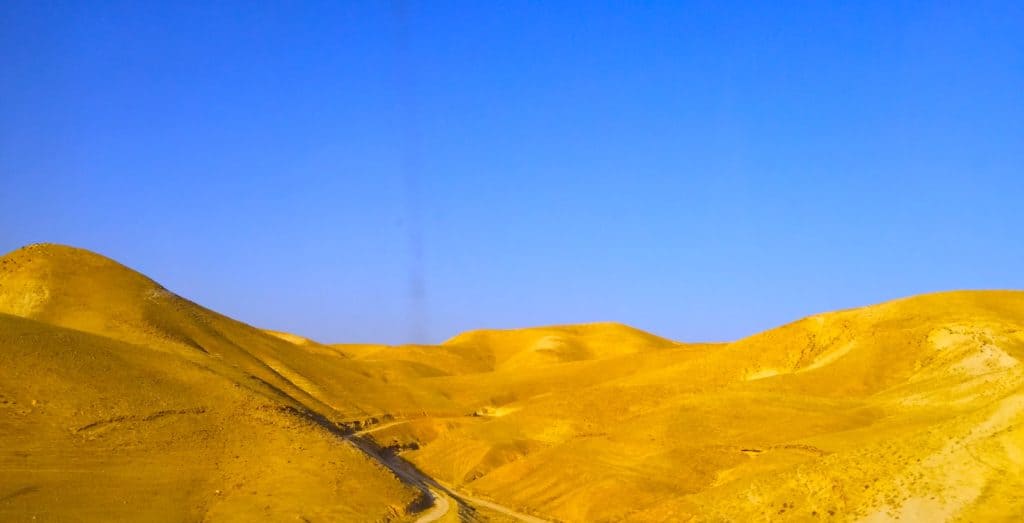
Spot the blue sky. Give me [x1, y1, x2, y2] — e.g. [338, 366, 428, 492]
[2, 1, 1022, 344]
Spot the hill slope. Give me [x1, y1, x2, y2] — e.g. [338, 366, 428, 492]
[2, 243, 1022, 521]
[0, 245, 422, 521]
[349, 292, 1024, 521]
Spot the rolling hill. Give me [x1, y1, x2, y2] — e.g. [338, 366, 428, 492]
[2, 243, 1022, 521]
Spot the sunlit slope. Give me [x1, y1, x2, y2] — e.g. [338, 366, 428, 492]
[3, 243, 1022, 521]
[0, 312, 417, 521]
[335, 322, 679, 382]
[0, 244, 422, 521]
[0, 244, 449, 420]
[444, 322, 680, 371]
[362, 291, 1024, 521]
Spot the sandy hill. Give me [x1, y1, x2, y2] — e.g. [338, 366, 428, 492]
[335, 292, 1024, 521]
[443, 322, 680, 371]
[2, 243, 1022, 522]
[335, 322, 682, 379]
[0, 245, 423, 521]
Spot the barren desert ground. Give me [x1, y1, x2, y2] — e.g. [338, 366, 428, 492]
[2, 243, 1022, 521]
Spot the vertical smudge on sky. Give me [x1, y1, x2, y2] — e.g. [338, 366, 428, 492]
[391, 0, 428, 343]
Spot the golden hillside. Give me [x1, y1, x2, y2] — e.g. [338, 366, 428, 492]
[2, 243, 1022, 521]
[0, 245, 422, 522]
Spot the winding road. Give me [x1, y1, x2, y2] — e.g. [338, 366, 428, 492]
[413, 489, 450, 523]
[343, 420, 550, 523]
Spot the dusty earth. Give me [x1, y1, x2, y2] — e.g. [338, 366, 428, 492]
[2, 243, 1022, 521]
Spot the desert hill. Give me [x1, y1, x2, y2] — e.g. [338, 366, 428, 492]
[2, 243, 1022, 521]
[383, 291, 1023, 521]
[0, 245, 425, 521]
[326, 293, 1024, 521]
[0, 244, 454, 421]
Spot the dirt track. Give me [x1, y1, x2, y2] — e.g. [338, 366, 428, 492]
[343, 428, 549, 522]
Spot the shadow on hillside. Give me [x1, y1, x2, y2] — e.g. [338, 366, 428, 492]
[275, 400, 478, 521]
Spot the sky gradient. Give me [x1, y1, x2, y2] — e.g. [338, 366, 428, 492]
[2, 1, 1023, 344]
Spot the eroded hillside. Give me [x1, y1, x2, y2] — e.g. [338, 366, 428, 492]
[341, 293, 1024, 521]
[2, 243, 1022, 521]
[0, 245, 422, 521]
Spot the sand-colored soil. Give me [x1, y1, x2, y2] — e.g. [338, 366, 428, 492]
[2, 243, 1023, 521]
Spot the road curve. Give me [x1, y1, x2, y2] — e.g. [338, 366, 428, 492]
[413, 488, 450, 523]
[439, 483, 551, 523]
[340, 429, 550, 522]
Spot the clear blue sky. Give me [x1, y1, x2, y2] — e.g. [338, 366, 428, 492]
[2, 1, 1022, 344]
